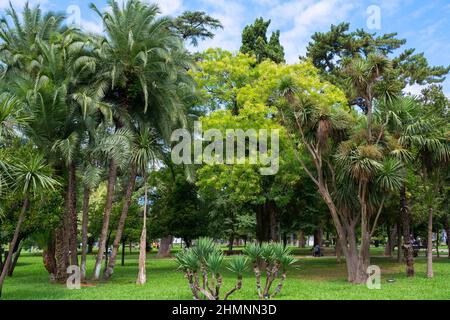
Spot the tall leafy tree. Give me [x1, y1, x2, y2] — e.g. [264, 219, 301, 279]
[0, 151, 59, 297]
[240, 17, 285, 64]
[170, 11, 223, 47]
[90, 0, 194, 280]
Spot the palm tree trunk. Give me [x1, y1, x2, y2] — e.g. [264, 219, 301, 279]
[400, 184, 414, 276]
[54, 227, 69, 282]
[426, 206, 433, 278]
[80, 185, 90, 281]
[0, 196, 28, 298]
[68, 163, 78, 266]
[366, 98, 373, 143]
[104, 164, 137, 280]
[93, 159, 117, 280]
[136, 172, 148, 285]
[43, 237, 57, 281]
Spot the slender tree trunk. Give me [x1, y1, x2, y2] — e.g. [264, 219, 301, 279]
[444, 212, 450, 259]
[255, 205, 262, 243]
[228, 234, 234, 251]
[93, 159, 117, 280]
[269, 201, 278, 242]
[396, 223, 402, 262]
[0, 196, 28, 298]
[366, 98, 373, 142]
[400, 184, 414, 276]
[104, 164, 137, 280]
[157, 236, 173, 258]
[0, 247, 4, 271]
[104, 232, 111, 269]
[386, 225, 397, 257]
[121, 238, 126, 266]
[136, 172, 148, 285]
[436, 227, 440, 258]
[335, 236, 342, 263]
[80, 185, 90, 281]
[7, 239, 23, 277]
[426, 207, 433, 278]
[68, 163, 78, 266]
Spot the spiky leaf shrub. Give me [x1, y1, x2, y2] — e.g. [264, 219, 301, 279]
[244, 242, 297, 299]
[176, 237, 248, 300]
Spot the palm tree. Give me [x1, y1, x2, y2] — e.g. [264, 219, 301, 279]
[0, 2, 65, 79]
[132, 123, 161, 285]
[0, 152, 59, 297]
[276, 75, 403, 283]
[90, 0, 194, 280]
[342, 54, 392, 143]
[400, 117, 449, 278]
[0, 3, 107, 280]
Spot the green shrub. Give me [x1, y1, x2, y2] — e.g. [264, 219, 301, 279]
[176, 237, 248, 300]
[243, 242, 296, 299]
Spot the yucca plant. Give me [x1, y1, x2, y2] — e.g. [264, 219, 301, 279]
[244, 242, 296, 299]
[176, 237, 248, 300]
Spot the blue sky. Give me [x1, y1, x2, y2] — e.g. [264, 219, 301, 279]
[1, 0, 449, 95]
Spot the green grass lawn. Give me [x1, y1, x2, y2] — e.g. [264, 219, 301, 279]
[2, 247, 449, 300]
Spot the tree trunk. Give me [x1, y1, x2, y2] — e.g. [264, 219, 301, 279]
[136, 172, 148, 285]
[68, 163, 78, 266]
[269, 201, 278, 242]
[366, 98, 373, 142]
[298, 230, 305, 248]
[444, 212, 450, 259]
[157, 236, 173, 258]
[54, 227, 69, 282]
[426, 207, 433, 278]
[313, 228, 323, 246]
[0, 247, 4, 271]
[80, 185, 90, 281]
[104, 164, 137, 279]
[400, 184, 414, 276]
[7, 239, 23, 277]
[396, 223, 402, 262]
[43, 237, 57, 281]
[0, 196, 28, 298]
[335, 236, 342, 263]
[121, 238, 126, 266]
[384, 225, 396, 257]
[93, 159, 117, 280]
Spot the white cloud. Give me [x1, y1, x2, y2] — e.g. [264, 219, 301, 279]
[154, 0, 184, 16]
[80, 18, 103, 34]
[403, 83, 426, 96]
[193, 0, 247, 53]
[271, 0, 359, 63]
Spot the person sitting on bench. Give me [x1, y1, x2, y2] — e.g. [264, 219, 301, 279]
[313, 244, 322, 257]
